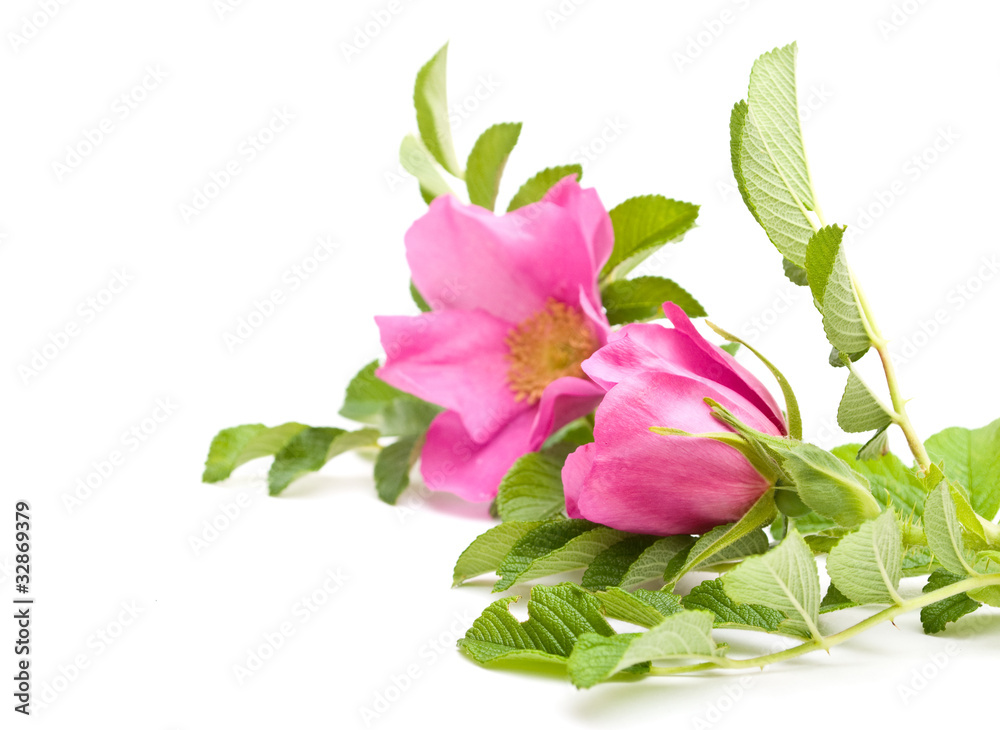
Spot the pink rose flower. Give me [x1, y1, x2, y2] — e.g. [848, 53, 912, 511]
[562, 303, 788, 536]
[376, 178, 613, 502]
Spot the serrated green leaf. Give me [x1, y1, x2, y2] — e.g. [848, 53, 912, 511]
[682, 577, 785, 632]
[781, 443, 881, 528]
[704, 321, 802, 441]
[837, 369, 894, 434]
[374, 434, 420, 504]
[925, 418, 1000, 520]
[747, 43, 816, 213]
[920, 569, 981, 634]
[601, 276, 705, 326]
[459, 583, 616, 669]
[819, 583, 857, 613]
[664, 490, 777, 588]
[495, 451, 566, 523]
[782, 257, 809, 286]
[399, 134, 454, 202]
[413, 44, 462, 178]
[733, 102, 814, 267]
[465, 122, 521, 210]
[202, 422, 307, 483]
[507, 165, 582, 211]
[267, 426, 380, 495]
[826, 510, 903, 605]
[339, 360, 441, 437]
[619, 536, 695, 591]
[602, 196, 699, 280]
[453, 521, 545, 586]
[805, 225, 872, 357]
[723, 529, 822, 640]
[595, 587, 683, 628]
[494, 523, 628, 592]
[924, 482, 975, 576]
[830, 445, 925, 520]
[569, 611, 721, 688]
[582, 535, 661, 590]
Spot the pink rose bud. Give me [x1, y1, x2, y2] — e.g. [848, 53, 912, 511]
[562, 303, 788, 535]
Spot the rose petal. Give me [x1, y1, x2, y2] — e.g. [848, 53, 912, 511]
[528, 376, 605, 450]
[562, 443, 596, 519]
[662, 302, 787, 434]
[406, 179, 613, 324]
[375, 310, 527, 444]
[419, 409, 537, 502]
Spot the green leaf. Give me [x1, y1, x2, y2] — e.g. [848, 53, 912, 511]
[819, 583, 857, 614]
[374, 434, 421, 504]
[704, 321, 802, 440]
[723, 529, 822, 640]
[747, 43, 817, 214]
[830, 445, 925, 520]
[968, 554, 1000, 606]
[268, 426, 380, 495]
[581, 535, 661, 590]
[923, 482, 975, 576]
[925, 418, 1000, 520]
[495, 451, 566, 523]
[602, 196, 699, 280]
[948, 483, 995, 551]
[805, 225, 872, 358]
[664, 490, 777, 588]
[453, 521, 545, 586]
[601, 276, 705, 326]
[413, 44, 462, 178]
[507, 165, 582, 211]
[920, 570, 981, 634]
[837, 369, 894, 434]
[494, 523, 628, 592]
[459, 583, 616, 668]
[399, 134, 454, 202]
[826, 510, 903, 605]
[782, 257, 809, 286]
[619, 536, 695, 591]
[780, 443, 881, 528]
[339, 361, 441, 437]
[857, 426, 890, 461]
[732, 104, 814, 267]
[203, 422, 307, 483]
[568, 611, 721, 688]
[409, 281, 431, 312]
[595, 587, 683, 628]
[465, 122, 521, 210]
[692, 528, 770, 569]
[681, 577, 785, 632]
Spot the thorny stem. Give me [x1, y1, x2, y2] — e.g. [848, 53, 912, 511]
[851, 276, 933, 474]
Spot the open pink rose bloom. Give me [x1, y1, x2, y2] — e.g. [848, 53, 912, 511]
[376, 178, 613, 502]
[562, 303, 788, 535]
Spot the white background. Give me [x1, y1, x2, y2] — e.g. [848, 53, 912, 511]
[2, 0, 999, 727]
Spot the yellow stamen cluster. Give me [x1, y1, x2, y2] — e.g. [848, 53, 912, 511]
[505, 299, 600, 405]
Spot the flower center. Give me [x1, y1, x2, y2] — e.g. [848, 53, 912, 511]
[505, 299, 600, 405]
